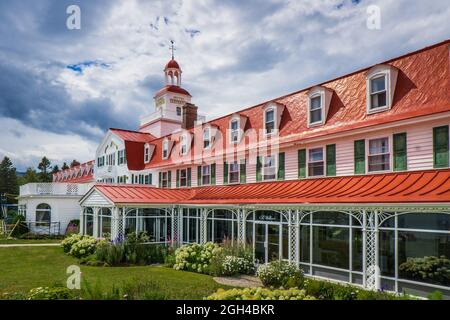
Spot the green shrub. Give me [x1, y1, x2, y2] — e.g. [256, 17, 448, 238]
[256, 261, 304, 288]
[206, 287, 315, 300]
[222, 256, 255, 276]
[173, 242, 221, 274]
[69, 236, 98, 258]
[209, 241, 255, 276]
[427, 291, 443, 300]
[399, 256, 450, 285]
[61, 233, 85, 253]
[27, 286, 77, 300]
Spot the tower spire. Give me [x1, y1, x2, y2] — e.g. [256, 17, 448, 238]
[170, 40, 175, 60]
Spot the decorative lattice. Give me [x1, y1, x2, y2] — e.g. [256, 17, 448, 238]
[199, 209, 207, 244]
[36, 183, 53, 195]
[171, 208, 179, 245]
[237, 209, 245, 245]
[364, 210, 379, 290]
[66, 184, 79, 195]
[288, 210, 299, 264]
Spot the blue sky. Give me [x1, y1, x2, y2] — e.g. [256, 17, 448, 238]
[0, 0, 449, 171]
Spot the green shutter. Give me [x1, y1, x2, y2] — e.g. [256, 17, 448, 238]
[393, 133, 407, 171]
[197, 166, 202, 186]
[176, 169, 180, 188]
[223, 162, 228, 185]
[354, 140, 365, 174]
[158, 172, 161, 188]
[187, 168, 191, 187]
[326, 144, 336, 177]
[277, 152, 285, 180]
[298, 149, 306, 179]
[433, 126, 449, 168]
[211, 163, 216, 185]
[256, 156, 262, 182]
[167, 171, 172, 188]
[240, 159, 246, 184]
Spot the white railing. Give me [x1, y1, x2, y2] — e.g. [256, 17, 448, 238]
[19, 183, 93, 197]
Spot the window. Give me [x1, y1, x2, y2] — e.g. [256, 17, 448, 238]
[229, 161, 239, 184]
[180, 169, 187, 187]
[176, 106, 182, 116]
[106, 153, 115, 166]
[265, 109, 275, 135]
[162, 140, 169, 159]
[144, 174, 152, 185]
[161, 172, 168, 188]
[97, 156, 105, 167]
[202, 165, 211, 185]
[263, 155, 276, 180]
[230, 119, 239, 143]
[309, 95, 322, 124]
[308, 148, 324, 177]
[36, 203, 51, 225]
[203, 128, 211, 149]
[368, 137, 390, 172]
[180, 135, 188, 155]
[144, 145, 150, 163]
[118, 150, 127, 165]
[369, 75, 387, 110]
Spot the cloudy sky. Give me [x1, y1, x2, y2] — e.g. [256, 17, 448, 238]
[0, 0, 449, 171]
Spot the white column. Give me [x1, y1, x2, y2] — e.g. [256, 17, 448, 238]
[93, 207, 99, 238]
[79, 208, 84, 235]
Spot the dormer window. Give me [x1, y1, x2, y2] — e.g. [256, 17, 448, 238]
[162, 139, 169, 159]
[366, 64, 398, 114]
[176, 106, 182, 116]
[309, 95, 322, 124]
[144, 145, 150, 163]
[180, 135, 188, 155]
[203, 127, 211, 149]
[265, 109, 275, 135]
[230, 119, 239, 143]
[369, 75, 387, 110]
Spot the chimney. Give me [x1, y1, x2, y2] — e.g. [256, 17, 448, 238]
[182, 103, 198, 129]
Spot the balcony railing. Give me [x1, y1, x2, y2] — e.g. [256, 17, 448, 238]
[19, 183, 93, 197]
[140, 109, 207, 127]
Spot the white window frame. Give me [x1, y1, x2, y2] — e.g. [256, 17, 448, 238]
[366, 136, 392, 173]
[180, 135, 188, 156]
[144, 145, 150, 163]
[162, 139, 169, 159]
[368, 73, 388, 112]
[180, 168, 188, 187]
[262, 155, 277, 181]
[230, 119, 240, 144]
[308, 93, 324, 126]
[161, 171, 168, 188]
[264, 108, 276, 136]
[228, 161, 240, 184]
[203, 127, 211, 149]
[307, 147, 325, 178]
[202, 165, 211, 185]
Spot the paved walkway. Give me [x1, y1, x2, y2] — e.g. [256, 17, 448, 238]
[0, 243, 61, 248]
[213, 275, 262, 288]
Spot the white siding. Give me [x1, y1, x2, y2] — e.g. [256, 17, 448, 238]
[82, 190, 112, 207]
[336, 140, 354, 176]
[407, 125, 434, 171]
[285, 148, 298, 180]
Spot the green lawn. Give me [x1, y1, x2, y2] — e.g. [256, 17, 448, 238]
[0, 246, 229, 299]
[0, 239, 62, 244]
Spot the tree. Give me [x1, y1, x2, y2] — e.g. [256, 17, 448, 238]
[70, 160, 81, 168]
[37, 156, 52, 182]
[18, 168, 40, 185]
[51, 165, 60, 174]
[0, 157, 18, 201]
[61, 162, 69, 170]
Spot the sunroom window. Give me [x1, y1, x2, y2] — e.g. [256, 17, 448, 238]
[230, 120, 239, 143]
[368, 137, 390, 172]
[263, 155, 276, 180]
[202, 165, 211, 185]
[265, 109, 275, 135]
[369, 75, 387, 110]
[203, 128, 211, 149]
[229, 161, 239, 184]
[308, 148, 324, 177]
[309, 95, 322, 124]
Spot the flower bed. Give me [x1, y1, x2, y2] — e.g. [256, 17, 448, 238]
[173, 242, 221, 274]
[206, 287, 315, 300]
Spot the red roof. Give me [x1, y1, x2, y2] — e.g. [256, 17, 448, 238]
[165, 59, 180, 70]
[154, 85, 191, 98]
[89, 169, 450, 205]
[110, 128, 155, 142]
[53, 160, 95, 183]
[143, 39, 450, 169]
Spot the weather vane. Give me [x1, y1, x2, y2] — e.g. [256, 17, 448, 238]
[170, 40, 176, 59]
